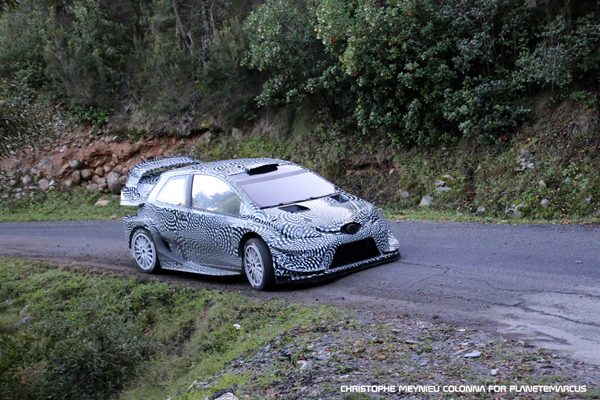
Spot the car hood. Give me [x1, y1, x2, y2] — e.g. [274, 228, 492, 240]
[259, 195, 376, 230]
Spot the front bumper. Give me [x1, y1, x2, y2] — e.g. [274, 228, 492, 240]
[270, 225, 400, 283]
[275, 248, 400, 284]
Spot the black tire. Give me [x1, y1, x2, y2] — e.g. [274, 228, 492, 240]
[131, 229, 160, 273]
[243, 238, 275, 290]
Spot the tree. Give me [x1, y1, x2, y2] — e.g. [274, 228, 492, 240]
[0, 80, 50, 158]
[0, 0, 19, 15]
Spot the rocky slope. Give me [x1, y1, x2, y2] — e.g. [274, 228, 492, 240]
[0, 129, 206, 200]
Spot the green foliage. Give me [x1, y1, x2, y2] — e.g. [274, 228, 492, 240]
[43, 0, 129, 109]
[42, 301, 154, 400]
[0, 187, 133, 222]
[243, 0, 350, 117]
[0, 1, 46, 87]
[0, 0, 19, 14]
[517, 11, 600, 90]
[200, 18, 262, 127]
[1, 0, 600, 144]
[0, 258, 343, 399]
[0, 80, 51, 158]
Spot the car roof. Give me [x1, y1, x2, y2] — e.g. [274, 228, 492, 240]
[168, 157, 298, 178]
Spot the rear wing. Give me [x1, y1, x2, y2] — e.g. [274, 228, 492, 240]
[120, 156, 201, 206]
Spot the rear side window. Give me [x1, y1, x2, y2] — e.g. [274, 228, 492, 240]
[155, 176, 187, 206]
[192, 175, 241, 215]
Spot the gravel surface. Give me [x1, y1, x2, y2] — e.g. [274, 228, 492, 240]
[187, 311, 600, 399]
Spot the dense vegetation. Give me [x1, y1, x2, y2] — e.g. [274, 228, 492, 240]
[0, 258, 343, 399]
[0, 0, 599, 154]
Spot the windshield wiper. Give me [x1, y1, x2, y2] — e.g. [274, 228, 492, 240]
[260, 194, 334, 209]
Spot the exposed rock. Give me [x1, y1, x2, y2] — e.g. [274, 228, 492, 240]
[516, 149, 535, 171]
[119, 175, 128, 185]
[400, 190, 410, 199]
[91, 175, 100, 184]
[539, 180, 547, 189]
[94, 167, 104, 177]
[419, 195, 434, 206]
[22, 175, 32, 185]
[464, 350, 482, 358]
[69, 159, 82, 169]
[435, 180, 451, 192]
[586, 195, 593, 204]
[491, 369, 499, 376]
[540, 199, 550, 209]
[15, 316, 35, 329]
[81, 169, 93, 180]
[87, 183, 99, 191]
[71, 170, 82, 185]
[231, 127, 243, 140]
[505, 203, 527, 218]
[476, 206, 486, 214]
[9, 179, 17, 186]
[36, 157, 53, 171]
[38, 179, 50, 191]
[215, 394, 238, 400]
[64, 179, 73, 188]
[107, 171, 122, 194]
[95, 199, 111, 207]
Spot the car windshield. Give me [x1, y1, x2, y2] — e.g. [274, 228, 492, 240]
[230, 165, 335, 208]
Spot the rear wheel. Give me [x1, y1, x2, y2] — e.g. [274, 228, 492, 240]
[131, 229, 160, 273]
[243, 238, 275, 291]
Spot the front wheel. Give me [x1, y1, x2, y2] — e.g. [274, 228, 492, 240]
[243, 238, 275, 291]
[131, 229, 160, 273]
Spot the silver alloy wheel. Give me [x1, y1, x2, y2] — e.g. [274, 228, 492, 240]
[244, 243, 264, 288]
[132, 231, 156, 271]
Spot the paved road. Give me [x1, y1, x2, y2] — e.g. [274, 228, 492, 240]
[1, 219, 599, 364]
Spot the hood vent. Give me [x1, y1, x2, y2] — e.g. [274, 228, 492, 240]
[331, 193, 349, 203]
[279, 204, 310, 213]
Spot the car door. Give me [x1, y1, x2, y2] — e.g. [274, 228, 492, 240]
[179, 174, 243, 270]
[151, 174, 192, 262]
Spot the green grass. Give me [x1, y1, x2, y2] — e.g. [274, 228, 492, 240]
[0, 257, 344, 400]
[0, 187, 136, 222]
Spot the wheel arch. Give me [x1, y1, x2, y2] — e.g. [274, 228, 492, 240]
[128, 223, 157, 248]
[238, 232, 265, 258]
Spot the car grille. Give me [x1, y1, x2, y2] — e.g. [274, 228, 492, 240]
[330, 238, 380, 268]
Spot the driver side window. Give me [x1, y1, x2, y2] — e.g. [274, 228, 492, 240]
[192, 175, 241, 216]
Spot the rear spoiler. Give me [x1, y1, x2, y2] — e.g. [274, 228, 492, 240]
[120, 156, 201, 206]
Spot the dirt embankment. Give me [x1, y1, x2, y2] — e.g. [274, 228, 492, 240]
[0, 129, 207, 199]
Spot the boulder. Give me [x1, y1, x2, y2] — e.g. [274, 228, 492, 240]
[36, 157, 53, 171]
[81, 169, 93, 180]
[38, 179, 50, 191]
[86, 183, 99, 191]
[107, 171, 122, 195]
[540, 199, 550, 209]
[71, 170, 82, 185]
[22, 175, 32, 185]
[94, 167, 104, 177]
[69, 159, 82, 169]
[419, 195, 434, 206]
[505, 203, 527, 218]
